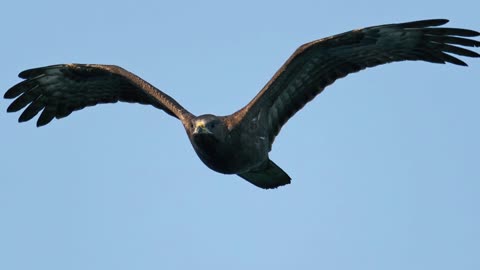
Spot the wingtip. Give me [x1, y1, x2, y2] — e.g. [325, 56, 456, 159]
[18, 69, 33, 79]
[6, 102, 20, 113]
[4, 84, 23, 99]
[470, 30, 480, 37]
[430, 18, 450, 25]
[399, 19, 450, 28]
[36, 120, 47, 127]
[18, 64, 67, 79]
[36, 116, 53, 127]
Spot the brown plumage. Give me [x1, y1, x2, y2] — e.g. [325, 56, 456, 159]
[4, 19, 480, 189]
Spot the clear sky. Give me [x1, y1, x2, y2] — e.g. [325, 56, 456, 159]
[0, 1, 479, 269]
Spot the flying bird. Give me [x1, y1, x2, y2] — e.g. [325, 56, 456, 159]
[4, 19, 480, 189]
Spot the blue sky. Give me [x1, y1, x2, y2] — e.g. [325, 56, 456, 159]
[0, 1, 479, 269]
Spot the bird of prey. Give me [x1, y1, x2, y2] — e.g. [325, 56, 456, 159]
[4, 19, 479, 189]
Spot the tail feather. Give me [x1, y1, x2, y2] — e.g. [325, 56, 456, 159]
[238, 159, 291, 189]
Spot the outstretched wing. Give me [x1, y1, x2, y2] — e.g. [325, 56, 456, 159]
[228, 19, 479, 145]
[4, 64, 194, 126]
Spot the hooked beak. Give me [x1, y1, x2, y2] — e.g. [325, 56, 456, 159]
[193, 121, 213, 135]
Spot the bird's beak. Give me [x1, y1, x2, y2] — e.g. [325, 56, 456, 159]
[193, 121, 213, 135]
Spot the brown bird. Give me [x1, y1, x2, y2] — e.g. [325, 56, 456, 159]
[4, 19, 479, 189]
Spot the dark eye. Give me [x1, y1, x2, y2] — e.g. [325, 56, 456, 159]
[210, 122, 216, 128]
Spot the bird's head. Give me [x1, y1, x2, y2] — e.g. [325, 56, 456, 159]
[189, 114, 228, 142]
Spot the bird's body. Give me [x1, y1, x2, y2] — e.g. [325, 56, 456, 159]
[4, 19, 479, 189]
[189, 115, 259, 175]
[188, 113, 286, 188]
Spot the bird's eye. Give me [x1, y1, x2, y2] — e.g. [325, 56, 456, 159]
[210, 122, 216, 128]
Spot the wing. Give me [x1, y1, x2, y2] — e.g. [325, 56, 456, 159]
[228, 19, 479, 145]
[4, 64, 194, 127]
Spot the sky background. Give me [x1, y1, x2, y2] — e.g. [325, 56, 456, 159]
[0, 1, 479, 269]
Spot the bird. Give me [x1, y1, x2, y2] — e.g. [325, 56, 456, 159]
[4, 19, 480, 189]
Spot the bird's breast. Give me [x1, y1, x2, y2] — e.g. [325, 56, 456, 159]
[190, 133, 268, 175]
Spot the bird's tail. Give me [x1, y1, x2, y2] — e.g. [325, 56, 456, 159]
[238, 159, 291, 189]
